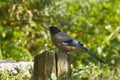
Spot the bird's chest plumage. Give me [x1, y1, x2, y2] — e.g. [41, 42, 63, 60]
[51, 32, 81, 52]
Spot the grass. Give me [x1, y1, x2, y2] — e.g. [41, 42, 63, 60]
[0, 68, 33, 80]
[71, 63, 120, 80]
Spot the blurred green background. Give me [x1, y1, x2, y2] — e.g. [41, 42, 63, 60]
[0, 0, 120, 79]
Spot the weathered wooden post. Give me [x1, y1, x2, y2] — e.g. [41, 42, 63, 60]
[33, 50, 70, 80]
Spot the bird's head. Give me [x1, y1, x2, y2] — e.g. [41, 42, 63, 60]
[49, 26, 61, 36]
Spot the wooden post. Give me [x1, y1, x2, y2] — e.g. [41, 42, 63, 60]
[57, 51, 70, 80]
[33, 50, 70, 80]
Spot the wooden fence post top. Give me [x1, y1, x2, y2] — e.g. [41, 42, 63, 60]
[33, 50, 70, 80]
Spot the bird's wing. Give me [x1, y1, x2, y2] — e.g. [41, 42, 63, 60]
[63, 39, 84, 47]
[54, 32, 82, 46]
[55, 32, 73, 42]
[62, 39, 105, 64]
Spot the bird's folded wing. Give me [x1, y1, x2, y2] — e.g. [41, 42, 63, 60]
[55, 32, 73, 42]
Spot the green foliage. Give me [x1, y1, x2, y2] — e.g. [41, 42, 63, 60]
[0, 0, 120, 79]
[0, 69, 32, 80]
[71, 63, 120, 80]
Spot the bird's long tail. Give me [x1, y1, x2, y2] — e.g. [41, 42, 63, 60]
[66, 40, 105, 64]
[85, 49, 105, 64]
[79, 46, 105, 64]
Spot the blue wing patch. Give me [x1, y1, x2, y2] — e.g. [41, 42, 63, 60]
[62, 39, 83, 47]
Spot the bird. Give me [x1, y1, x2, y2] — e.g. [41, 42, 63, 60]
[48, 26, 105, 64]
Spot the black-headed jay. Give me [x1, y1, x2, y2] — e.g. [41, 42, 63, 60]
[49, 26, 105, 64]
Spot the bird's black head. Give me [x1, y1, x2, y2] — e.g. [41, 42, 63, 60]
[49, 26, 61, 36]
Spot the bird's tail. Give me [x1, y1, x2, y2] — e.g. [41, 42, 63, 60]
[79, 46, 105, 64]
[85, 49, 105, 64]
